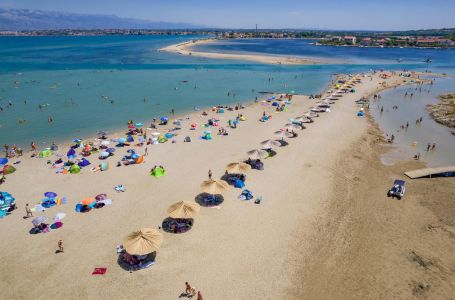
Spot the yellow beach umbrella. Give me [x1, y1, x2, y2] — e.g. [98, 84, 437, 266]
[226, 162, 251, 174]
[123, 228, 163, 256]
[167, 201, 200, 219]
[200, 179, 229, 194]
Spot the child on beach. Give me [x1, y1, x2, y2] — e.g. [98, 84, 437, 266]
[25, 204, 33, 218]
[57, 240, 64, 253]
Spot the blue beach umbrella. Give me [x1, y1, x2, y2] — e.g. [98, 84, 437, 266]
[0, 191, 15, 206]
[44, 192, 57, 198]
[0, 158, 8, 165]
[100, 151, 110, 157]
[118, 138, 127, 144]
[160, 116, 169, 122]
[67, 148, 76, 159]
[135, 123, 143, 127]
[106, 148, 116, 153]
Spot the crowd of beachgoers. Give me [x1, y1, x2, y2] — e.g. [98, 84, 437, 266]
[1, 70, 428, 299]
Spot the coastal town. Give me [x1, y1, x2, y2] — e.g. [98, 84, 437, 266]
[317, 34, 455, 48]
[1, 28, 454, 49]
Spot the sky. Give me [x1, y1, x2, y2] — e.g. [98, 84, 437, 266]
[1, 0, 454, 30]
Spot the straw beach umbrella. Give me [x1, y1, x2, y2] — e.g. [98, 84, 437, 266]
[200, 179, 229, 194]
[226, 162, 251, 174]
[284, 123, 301, 131]
[247, 149, 269, 160]
[274, 130, 293, 138]
[123, 228, 163, 256]
[167, 201, 200, 219]
[260, 139, 281, 149]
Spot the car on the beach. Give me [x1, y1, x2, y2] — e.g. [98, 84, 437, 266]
[387, 179, 406, 199]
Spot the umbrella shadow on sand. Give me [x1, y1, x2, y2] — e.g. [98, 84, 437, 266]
[263, 149, 277, 157]
[195, 193, 224, 207]
[161, 217, 193, 234]
[117, 252, 157, 271]
[221, 173, 246, 185]
[276, 139, 289, 147]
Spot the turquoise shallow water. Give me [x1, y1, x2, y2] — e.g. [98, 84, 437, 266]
[370, 77, 455, 167]
[1, 35, 455, 154]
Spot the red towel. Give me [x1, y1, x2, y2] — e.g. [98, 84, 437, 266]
[92, 268, 107, 275]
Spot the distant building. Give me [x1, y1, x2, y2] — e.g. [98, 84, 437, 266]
[416, 38, 438, 46]
[343, 36, 356, 45]
[360, 37, 372, 46]
[437, 38, 454, 47]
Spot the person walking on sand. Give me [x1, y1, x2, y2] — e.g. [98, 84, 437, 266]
[431, 143, 436, 150]
[426, 143, 431, 151]
[208, 169, 212, 180]
[57, 240, 64, 253]
[144, 147, 148, 156]
[25, 203, 33, 218]
[197, 291, 203, 300]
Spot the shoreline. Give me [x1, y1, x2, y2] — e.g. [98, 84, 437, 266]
[314, 42, 455, 50]
[426, 93, 455, 134]
[2, 71, 454, 299]
[160, 38, 329, 65]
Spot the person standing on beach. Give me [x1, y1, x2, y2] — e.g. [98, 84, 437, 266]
[431, 143, 436, 150]
[185, 282, 192, 294]
[144, 148, 148, 156]
[31, 141, 36, 152]
[197, 291, 203, 300]
[208, 169, 212, 180]
[25, 204, 33, 218]
[57, 240, 64, 253]
[171, 108, 175, 116]
[426, 143, 431, 151]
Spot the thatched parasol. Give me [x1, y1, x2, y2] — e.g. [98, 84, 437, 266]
[200, 179, 229, 194]
[167, 201, 200, 219]
[226, 162, 251, 174]
[123, 228, 163, 255]
[260, 139, 281, 149]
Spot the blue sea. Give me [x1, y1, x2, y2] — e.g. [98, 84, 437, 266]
[1, 35, 455, 156]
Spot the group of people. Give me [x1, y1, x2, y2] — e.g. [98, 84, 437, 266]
[184, 282, 203, 300]
[2, 143, 23, 158]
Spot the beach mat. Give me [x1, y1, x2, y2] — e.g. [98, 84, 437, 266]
[92, 267, 107, 275]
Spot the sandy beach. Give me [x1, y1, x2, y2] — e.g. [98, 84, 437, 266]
[161, 39, 327, 65]
[1, 71, 454, 300]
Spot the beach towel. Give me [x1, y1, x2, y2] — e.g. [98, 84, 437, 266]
[92, 268, 107, 275]
[114, 185, 126, 192]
